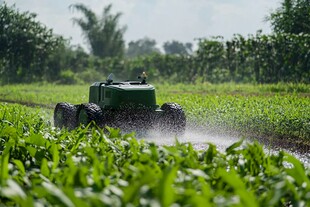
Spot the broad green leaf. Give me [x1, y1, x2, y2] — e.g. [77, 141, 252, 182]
[0, 126, 18, 142]
[226, 139, 244, 154]
[50, 143, 60, 170]
[0, 154, 9, 185]
[106, 126, 122, 139]
[1, 179, 27, 200]
[40, 158, 50, 177]
[13, 159, 25, 175]
[26, 134, 50, 148]
[158, 166, 178, 207]
[205, 143, 217, 164]
[1, 143, 11, 184]
[123, 165, 159, 203]
[284, 153, 310, 189]
[218, 168, 259, 207]
[42, 181, 74, 207]
[26, 145, 37, 157]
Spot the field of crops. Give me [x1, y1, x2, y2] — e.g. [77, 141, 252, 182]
[0, 102, 310, 206]
[0, 83, 310, 205]
[0, 83, 309, 143]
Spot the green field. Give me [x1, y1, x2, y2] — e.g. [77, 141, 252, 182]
[0, 83, 310, 206]
[0, 83, 309, 144]
[1, 103, 310, 206]
[1, 82, 309, 105]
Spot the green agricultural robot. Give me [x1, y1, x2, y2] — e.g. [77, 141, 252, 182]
[54, 73, 186, 135]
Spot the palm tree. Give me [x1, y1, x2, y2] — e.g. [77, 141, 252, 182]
[70, 3, 126, 58]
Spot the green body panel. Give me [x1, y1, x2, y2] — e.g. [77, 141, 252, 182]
[89, 81, 159, 110]
[89, 82, 102, 104]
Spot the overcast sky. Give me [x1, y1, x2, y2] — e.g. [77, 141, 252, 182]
[4, 0, 280, 50]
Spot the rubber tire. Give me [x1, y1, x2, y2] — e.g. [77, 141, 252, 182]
[160, 102, 186, 135]
[54, 102, 77, 129]
[77, 103, 103, 127]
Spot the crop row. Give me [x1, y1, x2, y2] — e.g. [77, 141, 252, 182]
[159, 93, 310, 142]
[0, 83, 309, 141]
[0, 103, 310, 206]
[0, 83, 309, 105]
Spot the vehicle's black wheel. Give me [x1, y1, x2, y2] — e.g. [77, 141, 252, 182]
[54, 102, 77, 129]
[160, 102, 186, 135]
[77, 103, 103, 127]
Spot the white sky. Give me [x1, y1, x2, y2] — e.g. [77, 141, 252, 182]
[4, 0, 280, 50]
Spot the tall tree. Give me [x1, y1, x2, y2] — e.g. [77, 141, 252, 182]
[266, 0, 310, 34]
[126, 37, 161, 58]
[0, 3, 64, 84]
[70, 3, 126, 58]
[163, 40, 192, 55]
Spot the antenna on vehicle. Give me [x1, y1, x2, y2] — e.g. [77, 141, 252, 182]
[107, 73, 114, 85]
[138, 72, 147, 84]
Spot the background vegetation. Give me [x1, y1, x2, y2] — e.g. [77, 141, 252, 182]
[0, 0, 309, 85]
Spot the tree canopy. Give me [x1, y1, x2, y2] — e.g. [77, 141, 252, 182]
[126, 37, 161, 58]
[266, 0, 310, 34]
[1, 1, 309, 85]
[0, 3, 65, 84]
[70, 3, 126, 58]
[163, 41, 192, 55]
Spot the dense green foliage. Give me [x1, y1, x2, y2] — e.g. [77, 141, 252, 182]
[126, 37, 161, 58]
[30, 32, 309, 84]
[266, 0, 310, 34]
[0, 3, 65, 84]
[70, 3, 126, 58]
[129, 32, 309, 83]
[0, 0, 309, 85]
[0, 103, 310, 206]
[195, 32, 309, 83]
[163, 41, 193, 55]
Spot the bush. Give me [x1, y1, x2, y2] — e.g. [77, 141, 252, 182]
[58, 70, 80, 84]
